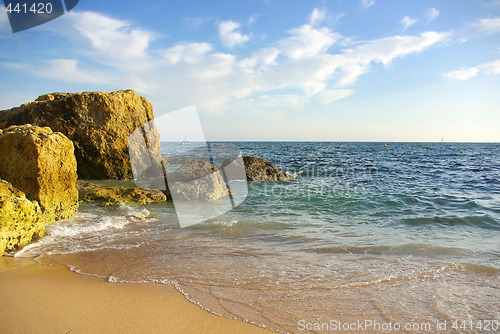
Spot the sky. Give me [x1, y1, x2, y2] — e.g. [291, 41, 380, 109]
[0, 0, 499, 142]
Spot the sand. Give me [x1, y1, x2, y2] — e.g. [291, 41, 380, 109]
[0, 257, 273, 334]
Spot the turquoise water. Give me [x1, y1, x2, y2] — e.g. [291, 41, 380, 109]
[17, 142, 500, 333]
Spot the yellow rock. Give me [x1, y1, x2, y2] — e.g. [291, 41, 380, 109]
[0, 179, 45, 256]
[0, 125, 78, 223]
[0, 90, 161, 180]
[78, 182, 166, 206]
[35, 94, 55, 102]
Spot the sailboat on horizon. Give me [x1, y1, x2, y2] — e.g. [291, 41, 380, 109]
[180, 134, 191, 145]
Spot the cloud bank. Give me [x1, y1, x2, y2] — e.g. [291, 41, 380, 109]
[1, 8, 450, 117]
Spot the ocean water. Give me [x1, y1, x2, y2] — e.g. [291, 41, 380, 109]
[16, 142, 500, 333]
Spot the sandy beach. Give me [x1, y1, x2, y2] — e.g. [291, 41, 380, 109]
[0, 257, 272, 334]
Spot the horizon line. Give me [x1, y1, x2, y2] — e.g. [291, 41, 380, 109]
[162, 140, 500, 144]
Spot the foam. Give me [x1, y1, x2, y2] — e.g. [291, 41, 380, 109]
[14, 208, 151, 258]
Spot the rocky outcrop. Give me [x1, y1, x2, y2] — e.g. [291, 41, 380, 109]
[77, 182, 167, 206]
[151, 159, 229, 201]
[221, 156, 293, 182]
[0, 125, 78, 223]
[0, 90, 161, 180]
[0, 179, 45, 256]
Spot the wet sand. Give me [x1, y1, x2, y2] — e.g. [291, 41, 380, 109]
[0, 257, 273, 334]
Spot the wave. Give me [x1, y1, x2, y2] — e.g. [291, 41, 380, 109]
[310, 243, 471, 257]
[14, 206, 152, 258]
[403, 215, 499, 230]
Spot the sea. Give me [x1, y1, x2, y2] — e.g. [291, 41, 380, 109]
[15, 142, 500, 333]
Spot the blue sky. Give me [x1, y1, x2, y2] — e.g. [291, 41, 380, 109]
[0, 0, 499, 141]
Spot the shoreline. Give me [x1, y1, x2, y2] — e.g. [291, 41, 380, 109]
[0, 257, 273, 334]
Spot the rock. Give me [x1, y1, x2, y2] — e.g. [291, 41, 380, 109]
[77, 182, 167, 205]
[0, 125, 79, 223]
[0, 179, 25, 198]
[150, 159, 229, 201]
[36, 94, 55, 102]
[0, 179, 45, 256]
[163, 157, 193, 165]
[221, 156, 293, 182]
[168, 159, 216, 182]
[130, 214, 146, 221]
[0, 90, 161, 180]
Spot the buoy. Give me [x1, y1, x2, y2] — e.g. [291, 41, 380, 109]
[459, 151, 463, 154]
[409, 146, 411, 148]
[429, 147, 433, 150]
[382, 144, 387, 147]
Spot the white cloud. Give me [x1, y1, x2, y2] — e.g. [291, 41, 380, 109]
[248, 14, 259, 25]
[2, 9, 451, 115]
[199, 53, 235, 80]
[400, 16, 417, 32]
[240, 47, 280, 69]
[361, 0, 375, 9]
[278, 24, 340, 59]
[317, 89, 354, 104]
[2, 59, 113, 85]
[481, 59, 500, 75]
[68, 11, 155, 68]
[308, 8, 344, 27]
[163, 43, 212, 65]
[473, 17, 500, 34]
[426, 8, 440, 23]
[309, 8, 327, 26]
[443, 67, 480, 81]
[218, 20, 250, 48]
[443, 58, 500, 80]
[341, 32, 450, 69]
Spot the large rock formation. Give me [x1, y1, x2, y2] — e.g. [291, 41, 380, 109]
[0, 90, 161, 180]
[0, 125, 79, 223]
[222, 156, 293, 182]
[0, 179, 45, 256]
[151, 159, 229, 201]
[77, 182, 167, 206]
